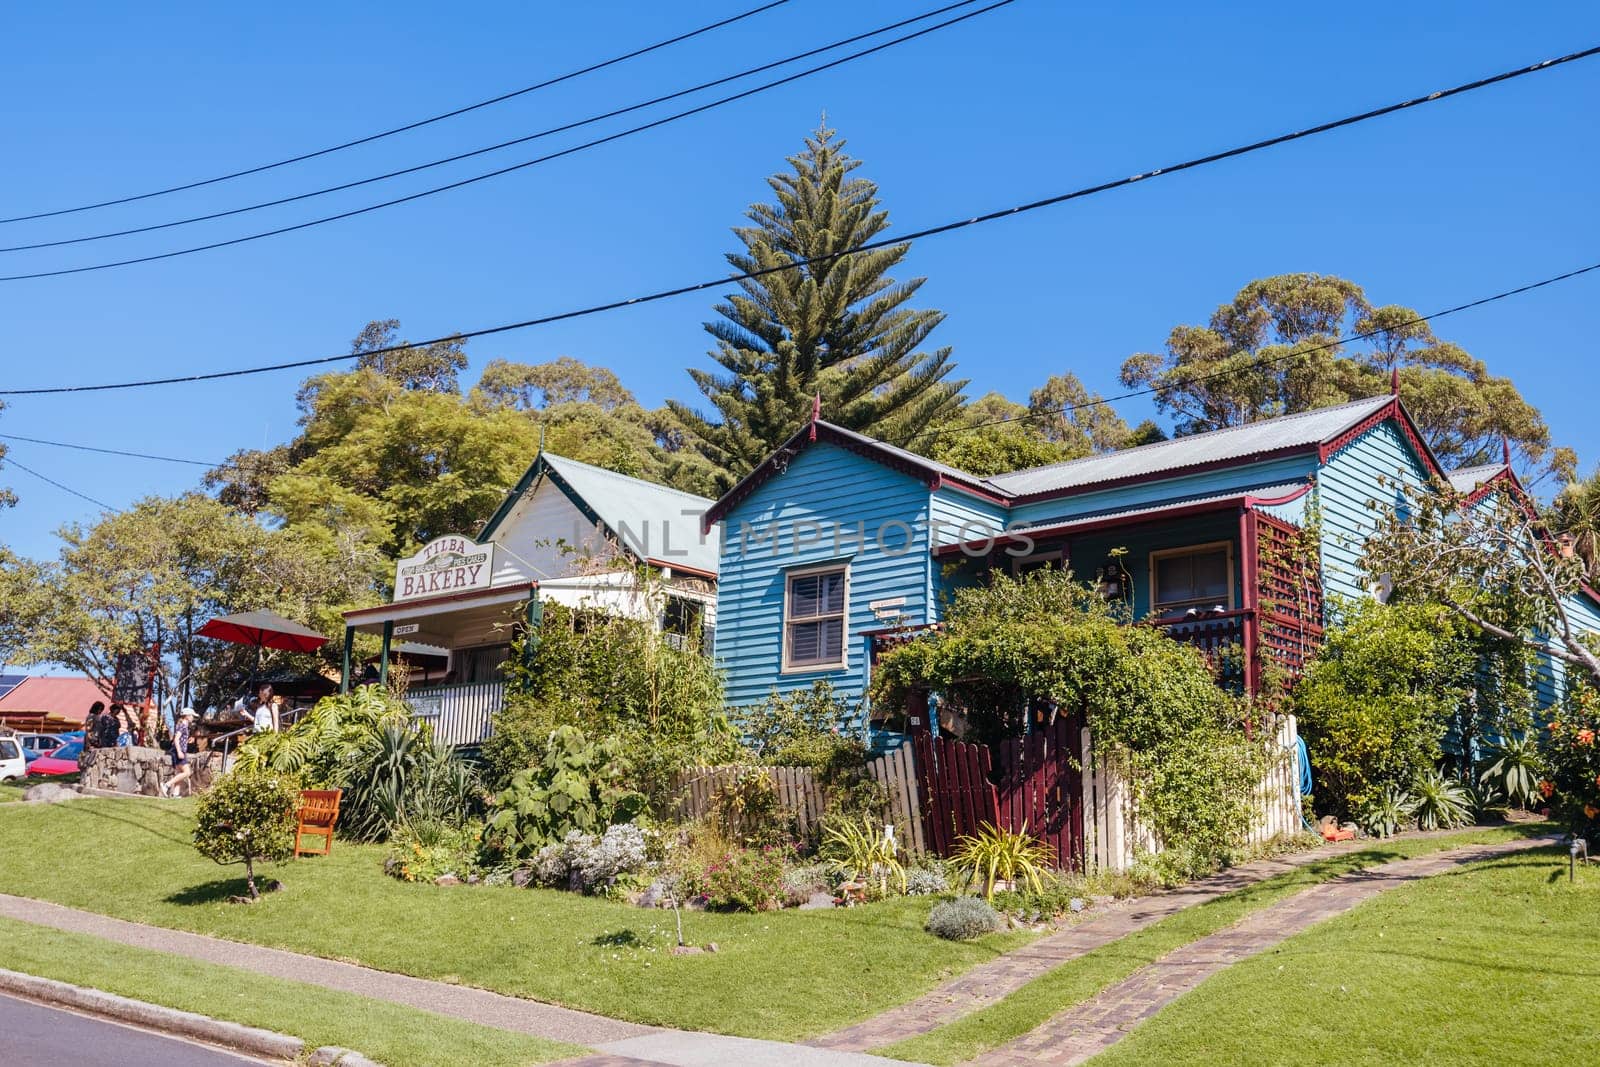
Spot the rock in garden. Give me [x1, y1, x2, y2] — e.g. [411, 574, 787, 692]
[635, 882, 666, 909]
[434, 874, 461, 886]
[511, 868, 534, 888]
[22, 782, 82, 803]
[670, 945, 704, 956]
[798, 892, 835, 910]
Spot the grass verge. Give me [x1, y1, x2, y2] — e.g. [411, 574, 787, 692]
[878, 824, 1552, 1064]
[1088, 845, 1599, 1064]
[0, 915, 582, 1066]
[0, 797, 1031, 1040]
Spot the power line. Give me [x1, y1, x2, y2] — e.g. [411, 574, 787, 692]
[2, 41, 1595, 394]
[908, 258, 1600, 445]
[0, 0, 1017, 281]
[0, 454, 118, 511]
[0, 1, 790, 227]
[0, 1, 993, 255]
[0, 432, 218, 466]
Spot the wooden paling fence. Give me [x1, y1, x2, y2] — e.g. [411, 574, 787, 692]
[673, 745, 926, 853]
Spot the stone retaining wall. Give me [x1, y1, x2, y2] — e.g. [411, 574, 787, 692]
[79, 745, 227, 796]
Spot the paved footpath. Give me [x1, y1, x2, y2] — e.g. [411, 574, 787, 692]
[813, 829, 1472, 1053]
[972, 833, 1559, 1067]
[0, 893, 907, 1067]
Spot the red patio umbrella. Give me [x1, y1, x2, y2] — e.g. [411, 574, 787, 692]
[198, 610, 330, 696]
[198, 610, 329, 654]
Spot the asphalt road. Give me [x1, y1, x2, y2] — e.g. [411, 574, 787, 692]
[0, 993, 270, 1066]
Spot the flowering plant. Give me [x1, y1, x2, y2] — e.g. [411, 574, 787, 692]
[1543, 688, 1600, 835]
[683, 843, 795, 911]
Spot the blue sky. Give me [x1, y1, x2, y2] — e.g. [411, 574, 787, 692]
[1, 0, 1597, 562]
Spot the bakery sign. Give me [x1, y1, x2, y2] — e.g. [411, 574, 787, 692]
[393, 535, 496, 602]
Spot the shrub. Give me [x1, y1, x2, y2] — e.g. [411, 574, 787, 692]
[193, 768, 300, 900]
[950, 823, 1054, 901]
[1543, 691, 1600, 836]
[1411, 770, 1474, 830]
[904, 864, 949, 896]
[1294, 602, 1477, 820]
[926, 897, 1001, 941]
[384, 821, 484, 883]
[1357, 784, 1415, 838]
[490, 597, 736, 801]
[486, 726, 645, 859]
[820, 814, 906, 897]
[708, 767, 795, 847]
[1478, 733, 1544, 810]
[733, 681, 861, 767]
[991, 869, 1090, 919]
[528, 824, 651, 894]
[236, 686, 408, 783]
[341, 723, 481, 842]
[683, 844, 794, 911]
[780, 863, 834, 901]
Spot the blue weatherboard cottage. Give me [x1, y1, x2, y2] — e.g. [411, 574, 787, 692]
[703, 390, 1600, 742]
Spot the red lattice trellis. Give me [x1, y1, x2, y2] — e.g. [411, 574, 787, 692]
[1254, 513, 1325, 681]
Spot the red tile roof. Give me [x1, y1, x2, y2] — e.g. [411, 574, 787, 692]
[0, 675, 113, 722]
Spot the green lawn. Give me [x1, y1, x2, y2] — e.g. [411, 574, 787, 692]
[1089, 846, 1600, 1065]
[0, 916, 581, 1066]
[0, 797, 1030, 1040]
[879, 824, 1552, 1065]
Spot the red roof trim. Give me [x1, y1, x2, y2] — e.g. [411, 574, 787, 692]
[1460, 465, 1517, 506]
[1316, 397, 1446, 479]
[342, 581, 537, 620]
[645, 558, 718, 581]
[1244, 482, 1314, 508]
[930, 474, 1011, 508]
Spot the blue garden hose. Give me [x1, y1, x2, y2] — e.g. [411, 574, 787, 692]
[1296, 735, 1316, 832]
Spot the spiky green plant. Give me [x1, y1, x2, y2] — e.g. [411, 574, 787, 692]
[1478, 734, 1544, 809]
[820, 814, 905, 897]
[1411, 770, 1475, 830]
[1357, 785, 1415, 838]
[950, 823, 1055, 901]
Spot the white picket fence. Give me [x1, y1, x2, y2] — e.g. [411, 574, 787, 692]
[1083, 714, 1303, 872]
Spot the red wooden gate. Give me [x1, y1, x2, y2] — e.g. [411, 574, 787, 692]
[912, 718, 1084, 871]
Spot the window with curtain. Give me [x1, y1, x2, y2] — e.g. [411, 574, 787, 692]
[1152, 545, 1232, 614]
[785, 566, 847, 669]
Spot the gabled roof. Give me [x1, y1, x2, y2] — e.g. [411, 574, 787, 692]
[702, 419, 1003, 529]
[0, 675, 111, 722]
[479, 452, 721, 577]
[1447, 462, 1510, 495]
[705, 393, 1440, 523]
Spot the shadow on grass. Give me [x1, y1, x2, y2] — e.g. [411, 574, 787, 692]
[164, 876, 282, 905]
[49, 797, 196, 847]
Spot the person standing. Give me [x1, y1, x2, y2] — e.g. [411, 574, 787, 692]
[115, 708, 135, 747]
[92, 704, 120, 749]
[82, 701, 107, 751]
[160, 708, 197, 798]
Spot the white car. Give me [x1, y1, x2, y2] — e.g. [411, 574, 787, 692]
[0, 735, 25, 781]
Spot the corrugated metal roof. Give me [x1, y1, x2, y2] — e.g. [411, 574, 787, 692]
[986, 395, 1393, 498]
[816, 422, 992, 487]
[1446, 463, 1507, 494]
[541, 453, 722, 575]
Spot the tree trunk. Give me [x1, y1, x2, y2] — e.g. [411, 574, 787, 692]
[244, 852, 258, 900]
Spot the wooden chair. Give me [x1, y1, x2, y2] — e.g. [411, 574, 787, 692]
[295, 789, 342, 858]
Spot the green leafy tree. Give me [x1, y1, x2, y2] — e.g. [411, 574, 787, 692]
[1293, 601, 1478, 820]
[921, 393, 1079, 476]
[1550, 465, 1600, 581]
[19, 494, 366, 703]
[670, 124, 966, 486]
[1364, 479, 1600, 689]
[192, 767, 300, 900]
[0, 545, 48, 667]
[475, 356, 634, 411]
[351, 318, 468, 394]
[1121, 273, 1565, 478]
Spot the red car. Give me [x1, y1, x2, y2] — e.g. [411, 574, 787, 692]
[26, 740, 83, 776]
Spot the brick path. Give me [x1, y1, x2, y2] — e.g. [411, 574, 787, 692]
[971, 833, 1558, 1066]
[812, 830, 1458, 1053]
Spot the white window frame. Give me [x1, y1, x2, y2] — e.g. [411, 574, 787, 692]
[1149, 540, 1235, 616]
[782, 562, 850, 673]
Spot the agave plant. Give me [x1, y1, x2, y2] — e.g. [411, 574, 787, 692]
[1411, 770, 1474, 831]
[1478, 734, 1544, 810]
[1358, 785, 1416, 838]
[820, 814, 906, 897]
[341, 723, 481, 842]
[950, 823, 1055, 901]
